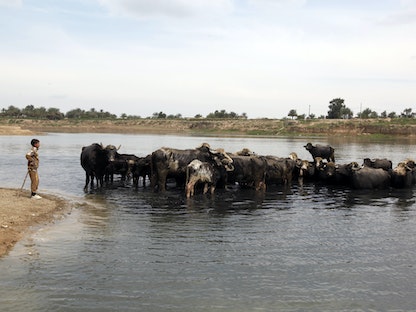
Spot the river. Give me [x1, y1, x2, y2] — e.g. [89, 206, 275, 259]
[1, 133, 416, 311]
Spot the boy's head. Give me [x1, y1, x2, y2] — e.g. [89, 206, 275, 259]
[31, 138, 40, 147]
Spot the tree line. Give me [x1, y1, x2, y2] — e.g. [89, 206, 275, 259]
[288, 98, 414, 120]
[1, 99, 414, 120]
[0, 105, 117, 120]
[0, 106, 248, 120]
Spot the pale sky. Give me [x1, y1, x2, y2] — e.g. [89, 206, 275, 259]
[1, 0, 415, 118]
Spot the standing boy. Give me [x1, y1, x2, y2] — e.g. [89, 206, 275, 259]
[26, 138, 41, 199]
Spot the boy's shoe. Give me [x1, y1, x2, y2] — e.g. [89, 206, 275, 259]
[31, 194, 42, 199]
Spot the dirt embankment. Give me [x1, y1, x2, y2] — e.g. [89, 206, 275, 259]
[2, 118, 416, 137]
[0, 188, 71, 257]
[0, 125, 35, 135]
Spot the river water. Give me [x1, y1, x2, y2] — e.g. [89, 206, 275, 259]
[1, 133, 416, 311]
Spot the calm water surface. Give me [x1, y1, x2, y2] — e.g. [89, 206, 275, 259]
[1, 133, 416, 311]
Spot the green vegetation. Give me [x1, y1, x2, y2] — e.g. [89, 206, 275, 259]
[327, 98, 353, 119]
[0, 105, 248, 121]
[1, 98, 414, 122]
[0, 105, 116, 120]
[206, 110, 247, 119]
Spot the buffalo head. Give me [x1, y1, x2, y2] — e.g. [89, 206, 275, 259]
[212, 148, 234, 171]
[104, 144, 121, 162]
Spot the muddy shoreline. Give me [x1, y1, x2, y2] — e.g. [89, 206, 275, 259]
[0, 188, 73, 257]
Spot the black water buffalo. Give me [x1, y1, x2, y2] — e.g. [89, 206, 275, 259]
[391, 159, 416, 188]
[332, 162, 359, 185]
[363, 158, 392, 171]
[80, 143, 110, 191]
[227, 155, 267, 191]
[316, 161, 337, 182]
[293, 159, 316, 182]
[344, 164, 391, 189]
[185, 159, 233, 197]
[151, 143, 234, 192]
[102, 144, 119, 183]
[102, 145, 136, 183]
[304, 143, 335, 163]
[105, 153, 139, 184]
[406, 159, 416, 184]
[263, 155, 296, 186]
[132, 154, 152, 187]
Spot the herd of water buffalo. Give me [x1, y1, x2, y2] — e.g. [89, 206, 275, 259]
[80, 142, 416, 197]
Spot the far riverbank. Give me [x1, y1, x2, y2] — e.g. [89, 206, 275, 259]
[2, 117, 416, 137]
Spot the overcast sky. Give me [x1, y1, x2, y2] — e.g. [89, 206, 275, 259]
[1, 0, 415, 118]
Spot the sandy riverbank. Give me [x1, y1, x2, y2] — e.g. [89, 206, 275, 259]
[0, 188, 71, 257]
[0, 125, 36, 135]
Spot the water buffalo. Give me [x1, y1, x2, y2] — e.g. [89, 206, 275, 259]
[185, 159, 234, 197]
[80, 143, 110, 191]
[132, 154, 152, 187]
[347, 164, 390, 189]
[151, 143, 234, 192]
[293, 159, 315, 182]
[316, 161, 337, 182]
[105, 153, 139, 184]
[363, 158, 392, 171]
[391, 159, 416, 188]
[227, 155, 267, 191]
[332, 162, 359, 185]
[263, 155, 296, 186]
[102, 145, 139, 184]
[304, 143, 335, 163]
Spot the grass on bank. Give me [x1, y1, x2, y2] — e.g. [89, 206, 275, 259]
[2, 117, 416, 138]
